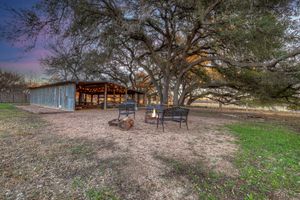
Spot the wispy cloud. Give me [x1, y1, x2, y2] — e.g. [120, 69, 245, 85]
[0, 60, 43, 74]
[0, 45, 50, 74]
[0, 0, 49, 76]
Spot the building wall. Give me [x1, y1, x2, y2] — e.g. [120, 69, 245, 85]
[30, 83, 76, 111]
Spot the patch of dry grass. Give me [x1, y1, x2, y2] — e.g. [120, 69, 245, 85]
[0, 107, 146, 199]
[0, 105, 241, 200]
[1, 106, 244, 200]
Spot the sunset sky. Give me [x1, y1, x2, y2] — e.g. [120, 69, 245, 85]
[0, 0, 47, 76]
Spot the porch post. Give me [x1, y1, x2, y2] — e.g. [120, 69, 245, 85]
[79, 92, 82, 105]
[113, 88, 116, 105]
[104, 84, 107, 110]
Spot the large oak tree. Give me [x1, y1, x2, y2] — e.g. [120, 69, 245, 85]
[2, 0, 300, 106]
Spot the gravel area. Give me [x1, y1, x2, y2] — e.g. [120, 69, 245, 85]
[40, 109, 238, 199]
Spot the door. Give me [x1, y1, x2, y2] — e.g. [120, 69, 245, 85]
[58, 87, 62, 109]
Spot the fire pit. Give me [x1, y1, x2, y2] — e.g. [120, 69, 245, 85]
[144, 105, 165, 124]
[145, 108, 158, 124]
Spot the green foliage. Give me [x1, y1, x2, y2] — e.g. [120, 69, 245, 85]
[216, 0, 290, 60]
[217, 66, 300, 106]
[288, 104, 300, 110]
[218, 13, 285, 60]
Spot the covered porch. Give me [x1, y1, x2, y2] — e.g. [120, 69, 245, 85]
[75, 81, 145, 110]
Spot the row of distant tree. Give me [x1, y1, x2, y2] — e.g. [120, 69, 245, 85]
[1, 0, 300, 108]
[0, 70, 26, 93]
[0, 70, 29, 103]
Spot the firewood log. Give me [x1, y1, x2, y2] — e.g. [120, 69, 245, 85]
[118, 117, 134, 130]
[108, 119, 120, 126]
[108, 117, 134, 130]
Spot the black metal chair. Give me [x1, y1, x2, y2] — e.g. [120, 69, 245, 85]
[118, 101, 136, 119]
[157, 107, 189, 132]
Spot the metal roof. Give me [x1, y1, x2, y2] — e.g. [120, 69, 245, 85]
[29, 81, 144, 94]
[28, 81, 75, 89]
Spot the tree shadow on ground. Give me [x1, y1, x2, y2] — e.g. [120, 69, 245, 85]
[0, 108, 149, 200]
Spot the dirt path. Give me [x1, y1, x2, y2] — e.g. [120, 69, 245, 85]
[42, 109, 238, 200]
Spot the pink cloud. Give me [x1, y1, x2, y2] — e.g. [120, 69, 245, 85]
[0, 60, 43, 74]
[14, 48, 50, 62]
[0, 48, 51, 75]
[29, 48, 50, 59]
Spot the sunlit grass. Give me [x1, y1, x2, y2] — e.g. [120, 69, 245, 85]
[227, 122, 300, 198]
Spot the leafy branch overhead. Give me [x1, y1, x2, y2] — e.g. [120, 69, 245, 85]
[2, 0, 300, 106]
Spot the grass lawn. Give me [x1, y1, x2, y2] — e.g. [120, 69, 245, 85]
[157, 122, 300, 200]
[228, 123, 300, 199]
[0, 103, 15, 110]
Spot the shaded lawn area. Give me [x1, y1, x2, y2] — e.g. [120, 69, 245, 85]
[0, 103, 299, 200]
[0, 104, 123, 200]
[157, 123, 300, 199]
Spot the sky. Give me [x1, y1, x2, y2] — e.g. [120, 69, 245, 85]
[0, 0, 47, 77]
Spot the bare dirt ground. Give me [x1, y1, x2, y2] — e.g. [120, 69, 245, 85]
[16, 105, 71, 114]
[41, 109, 238, 200]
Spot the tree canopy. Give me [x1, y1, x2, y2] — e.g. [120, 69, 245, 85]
[2, 0, 300, 107]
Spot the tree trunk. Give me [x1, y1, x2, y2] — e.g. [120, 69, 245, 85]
[178, 94, 186, 106]
[173, 76, 183, 106]
[219, 102, 223, 110]
[173, 89, 179, 106]
[186, 97, 195, 106]
[161, 76, 170, 105]
[147, 95, 151, 105]
[173, 82, 180, 106]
